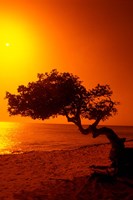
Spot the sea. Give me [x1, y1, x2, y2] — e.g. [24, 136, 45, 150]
[0, 122, 133, 154]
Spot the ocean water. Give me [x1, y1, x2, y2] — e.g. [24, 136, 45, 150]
[0, 122, 133, 154]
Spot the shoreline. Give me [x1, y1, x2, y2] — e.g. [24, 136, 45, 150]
[1, 138, 133, 155]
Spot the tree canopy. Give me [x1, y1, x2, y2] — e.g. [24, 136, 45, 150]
[6, 69, 119, 134]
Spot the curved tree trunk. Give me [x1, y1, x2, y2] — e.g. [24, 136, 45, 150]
[64, 111, 127, 171]
[76, 121, 126, 171]
[91, 126, 127, 172]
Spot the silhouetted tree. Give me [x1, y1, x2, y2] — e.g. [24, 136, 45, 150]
[6, 70, 133, 174]
[6, 69, 127, 171]
[6, 69, 118, 135]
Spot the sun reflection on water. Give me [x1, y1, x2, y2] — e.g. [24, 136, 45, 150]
[0, 122, 20, 154]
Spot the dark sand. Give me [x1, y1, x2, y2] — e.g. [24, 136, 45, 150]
[0, 142, 133, 200]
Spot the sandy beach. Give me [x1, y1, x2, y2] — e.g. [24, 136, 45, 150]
[0, 141, 133, 200]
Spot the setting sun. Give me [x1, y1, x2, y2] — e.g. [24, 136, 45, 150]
[0, 19, 36, 66]
[5, 43, 11, 47]
[0, 0, 132, 125]
[0, 12, 41, 90]
[0, 1, 133, 198]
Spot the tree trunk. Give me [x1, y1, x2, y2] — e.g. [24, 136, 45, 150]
[77, 122, 127, 172]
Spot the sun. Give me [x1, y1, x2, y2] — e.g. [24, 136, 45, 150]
[5, 43, 11, 47]
[0, 17, 38, 78]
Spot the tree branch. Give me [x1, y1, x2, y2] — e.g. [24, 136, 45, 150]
[63, 109, 76, 123]
[91, 116, 102, 127]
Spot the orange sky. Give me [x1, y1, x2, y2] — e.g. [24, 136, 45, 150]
[0, 0, 133, 125]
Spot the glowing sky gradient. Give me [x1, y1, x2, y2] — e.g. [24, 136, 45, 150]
[0, 0, 133, 125]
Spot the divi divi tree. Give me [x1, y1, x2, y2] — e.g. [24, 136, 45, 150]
[6, 69, 119, 135]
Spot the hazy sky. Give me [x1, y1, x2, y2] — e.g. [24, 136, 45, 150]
[0, 0, 133, 125]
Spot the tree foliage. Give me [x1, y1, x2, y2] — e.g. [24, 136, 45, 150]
[6, 69, 119, 134]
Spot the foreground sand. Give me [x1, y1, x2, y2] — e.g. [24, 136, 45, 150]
[0, 141, 133, 200]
